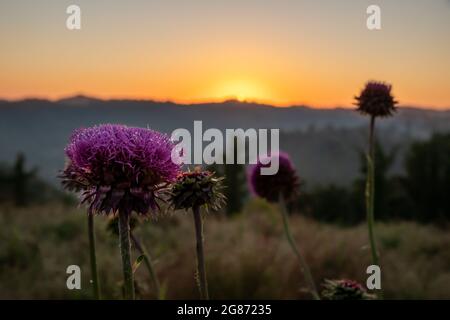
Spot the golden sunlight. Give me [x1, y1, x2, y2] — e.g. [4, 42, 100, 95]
[209, 79, 274, 103]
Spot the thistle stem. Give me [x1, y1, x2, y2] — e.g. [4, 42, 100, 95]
[130, 232, 162, 299]
[279, 195, 320, 300]
[192, 205, 209, 300]
[87, 213, 101, 300]
[366, 116, 379, 267]
[118, 212, 135, 300]
[367, 115, 383, 298]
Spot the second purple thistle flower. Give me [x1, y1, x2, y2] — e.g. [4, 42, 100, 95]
[248, 152, 300, 203]
[247, 152, 320, 299]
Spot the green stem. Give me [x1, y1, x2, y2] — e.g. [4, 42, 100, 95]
[367, 116, 383, 298]
[366, 116, 379, 267]
[279, 195, 320, 300]
[118, 212, 135, 300]
[87, 213, 101, 300]
[192, 206, 209, 300]
[131, 232, 162, 299]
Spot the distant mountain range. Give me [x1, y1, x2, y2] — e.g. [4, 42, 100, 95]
[1, 96, 449, 188]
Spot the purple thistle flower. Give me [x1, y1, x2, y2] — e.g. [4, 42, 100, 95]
[60, 124, 180, 216]
[248, 152, 300, 203]
[354, 81, 398, 274]
[354, 81, 398, 117]
[249, 152, 320, 299]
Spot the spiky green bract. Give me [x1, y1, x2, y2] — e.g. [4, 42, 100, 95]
[170, 169, 226, 211]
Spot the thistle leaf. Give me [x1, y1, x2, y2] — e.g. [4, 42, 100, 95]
[132, 254, 146, 274]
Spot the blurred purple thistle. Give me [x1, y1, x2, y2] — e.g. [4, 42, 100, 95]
[248, 152, 299, 203]
[322, 279, 375, 300]
[247, 152, 319, 299]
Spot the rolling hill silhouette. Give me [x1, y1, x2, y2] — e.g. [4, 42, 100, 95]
[1, 96, 449, 187]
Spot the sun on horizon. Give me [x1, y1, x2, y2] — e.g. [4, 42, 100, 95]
[206, 79, 276, 104]
[0, 1, 449, 109]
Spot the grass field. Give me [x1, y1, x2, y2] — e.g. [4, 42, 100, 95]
[1, 199, 449, 299]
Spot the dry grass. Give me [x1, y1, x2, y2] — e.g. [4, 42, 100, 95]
[1, 200, 449, 299]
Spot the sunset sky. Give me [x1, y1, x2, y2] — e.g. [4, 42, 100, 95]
[0, 0, 449, 108]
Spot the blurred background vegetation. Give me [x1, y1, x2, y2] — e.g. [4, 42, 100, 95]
[0, 133, 449, 299]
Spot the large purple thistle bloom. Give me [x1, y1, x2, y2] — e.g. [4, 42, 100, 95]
[60, 124, 180, 216]
[248, 152, 300, 203]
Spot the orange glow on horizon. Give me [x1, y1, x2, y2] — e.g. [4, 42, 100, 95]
[2, 91, 448, 110]
[0, 1, 449, 109]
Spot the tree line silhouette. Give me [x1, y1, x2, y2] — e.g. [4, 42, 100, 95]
[297, 133, 450, 225]
[0, 153, 72, 206]
[1, 133, 450, 225]
[213, 133, 450, 225]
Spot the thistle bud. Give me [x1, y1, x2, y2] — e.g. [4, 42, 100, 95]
[170, 168, 226, 211]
